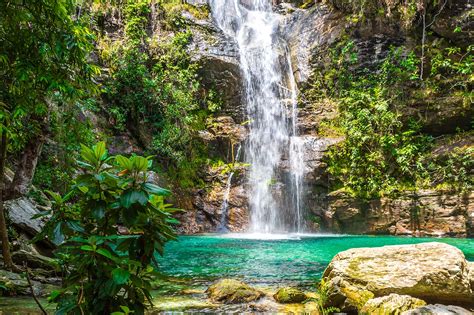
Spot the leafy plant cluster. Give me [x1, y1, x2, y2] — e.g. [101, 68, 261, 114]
[33, 107, 96, 195]
[99, 0, 220, 188]
[307, 38, 472, 198]
[36, 142, 178, 314]
[157, 0, 210, 30]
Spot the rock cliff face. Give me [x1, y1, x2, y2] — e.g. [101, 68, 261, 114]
[178, 0, 473, 236]
[326, 190, 474, 237]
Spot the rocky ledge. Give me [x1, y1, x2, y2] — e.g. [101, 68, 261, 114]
[322, 242, 474, 314]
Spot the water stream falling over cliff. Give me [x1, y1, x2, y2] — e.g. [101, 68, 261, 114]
[210, 0, 304, 233]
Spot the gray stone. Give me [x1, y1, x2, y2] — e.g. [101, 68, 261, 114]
[12, 250, 59, 272]
[0, 270, 56, 297]
[5, 197, 47, 236]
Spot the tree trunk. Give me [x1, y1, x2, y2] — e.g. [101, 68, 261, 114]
[0, 129, 14, 270]
[6, 118, 47, 201]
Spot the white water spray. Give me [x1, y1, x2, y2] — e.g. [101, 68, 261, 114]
[210, 0, 303, 233]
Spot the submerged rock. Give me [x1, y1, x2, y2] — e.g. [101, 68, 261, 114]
[360, 294, 426, 315]
[273, 287, 307, 303]
[323, 242, 474, 312]
[401, 304, 473, 315]
[206, 279, 264, 304]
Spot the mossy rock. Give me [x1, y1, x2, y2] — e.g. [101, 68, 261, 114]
[361, 294, 426, 315]
[273, 287, 307, 304]
[206, 279, 264, 304]
[12, 250, 59, 272]
[341, 285, 374, 310]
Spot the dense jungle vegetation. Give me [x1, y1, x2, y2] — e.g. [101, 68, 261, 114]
[0, 0, 472, 313]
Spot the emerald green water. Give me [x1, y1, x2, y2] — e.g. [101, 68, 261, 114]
[157, 234, 474, 288]
[2, 234, 473, 314]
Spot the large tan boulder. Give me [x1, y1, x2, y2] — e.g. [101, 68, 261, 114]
[360, 294, 426, 315]
[206, 279, 264, 304]
[322, 242, 474, 312]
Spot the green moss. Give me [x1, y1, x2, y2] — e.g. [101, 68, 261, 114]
[207, 279, 264, 304]
[274, 287, 308, 304]
[341, 286, 374, 311]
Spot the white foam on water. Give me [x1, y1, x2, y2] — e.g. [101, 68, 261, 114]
[217, 232, 347, 241]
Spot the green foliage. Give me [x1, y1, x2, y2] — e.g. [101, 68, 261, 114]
[0, 0, 99, 150]
[320, 44, 430, 198]
[311, 279, 340, 315]
[36, 142, 178, 314]
[101, 1, 220, 188]
[424, 41, 473, 100]
[158, 0, 210, 30]
[309, 38, 472, 198]
[425, 145, 473, 191]
[33, 108, 96, 194]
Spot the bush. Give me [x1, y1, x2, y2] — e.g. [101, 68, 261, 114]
[37, 142, 178, 314]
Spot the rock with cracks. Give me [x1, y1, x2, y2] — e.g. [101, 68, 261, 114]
[322, 242, 474, 312]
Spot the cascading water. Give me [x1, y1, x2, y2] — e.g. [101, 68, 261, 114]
[210, 0, 304, 233]
[218, 144, 242, 232]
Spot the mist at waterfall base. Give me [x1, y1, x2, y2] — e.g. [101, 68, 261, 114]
[210, 0, 306, 234]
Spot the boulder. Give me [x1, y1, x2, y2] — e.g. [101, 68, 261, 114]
[12, 250, 59, 272]
[360, 294, 426, 315]
[273, 287, 307, 303]
[5, 197, 47, 236]
[322, 242, 474, 312]
[402, 304, 473, 315]
[206, 279, 264, 304]
[0, 270, 55, 297]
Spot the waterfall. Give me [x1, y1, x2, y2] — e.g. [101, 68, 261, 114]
[218, 144, 242, 232]
[210, 0, 303, 233]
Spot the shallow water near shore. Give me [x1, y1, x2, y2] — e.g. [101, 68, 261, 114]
[2, 234, 473, 314]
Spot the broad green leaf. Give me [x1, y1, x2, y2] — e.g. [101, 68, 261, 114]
[112, 268, 130, 285]
[120, 190, 148, 209]
[45, 190, 62, 205]
[131, 156, 148, 172]
[53, 223, 64, 245]
[80, 144, 96, 165]
[143, 183, 170, 196]
[80, 245, 94, 252]
[97, 248, 115, 261]
[66, 221, 85, 233]
[93, 141, 107, 161]
[116, 155, 132, 170]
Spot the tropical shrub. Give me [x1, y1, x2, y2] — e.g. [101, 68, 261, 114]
[37, 142, 178, 314]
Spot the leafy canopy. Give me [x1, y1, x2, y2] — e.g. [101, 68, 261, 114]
[0, 0, 99, 147]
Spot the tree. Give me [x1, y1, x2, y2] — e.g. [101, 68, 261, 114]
[37, 142, 178, 314]
[0, 0, 99, 269]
